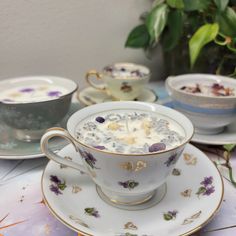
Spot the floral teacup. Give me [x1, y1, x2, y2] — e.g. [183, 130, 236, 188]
[86, 63, 150, 100]
[41, 101, 193, 206]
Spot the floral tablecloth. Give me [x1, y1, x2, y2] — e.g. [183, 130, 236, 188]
[1, 83, 236, 236]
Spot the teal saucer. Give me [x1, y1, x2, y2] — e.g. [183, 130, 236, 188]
[0, 103, 81, 160]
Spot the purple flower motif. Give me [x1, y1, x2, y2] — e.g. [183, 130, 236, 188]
[19, 88, 34, 93]
[93, 145, 106, 150]
[149, 142, 166, 152]
[95, 116, 105, 123]
[49, 175, 66, 195]
[50, 184, 62, 195]
[196, 176, 215, 197]
[200, 176, 213, 187]
[203, 186, 215, 196]
[84, 207, 100, 218]
[118, 180, 139, 190]
[168, 210, 178, 217]
[47, 91, 62, 97]
[79, 149, 99, 169]
[164, 154, 177, 167]
[163, 210, 178, 221]
[50, 175, 61, 184]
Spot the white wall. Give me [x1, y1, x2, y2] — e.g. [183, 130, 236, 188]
[0, 0, 163, 88]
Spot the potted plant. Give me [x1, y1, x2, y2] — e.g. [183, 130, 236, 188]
[125, 0, 236, 77]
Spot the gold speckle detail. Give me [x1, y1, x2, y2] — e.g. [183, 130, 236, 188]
[181, 189, 192, 197]
[120, 161, 147, 172]
[69, 215, 89, 228]
[183, 153, 197, 165]
[108, 122, 122, 131]
[182, 211, 202, 225]
[72, 185, 82, 194]
[119, 136, 136, 145]
[9, 93, 21, 98]
[124, 222, 138, 230]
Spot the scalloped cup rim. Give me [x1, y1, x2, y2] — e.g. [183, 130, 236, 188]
[66, 101, 194, 156]
[0, 75, 78, 105]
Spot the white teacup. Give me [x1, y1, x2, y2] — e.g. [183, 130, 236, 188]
[41, 102, 193, 206]
[86, 63, 150, 100]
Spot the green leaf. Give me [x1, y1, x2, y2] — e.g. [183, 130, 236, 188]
[224, 144, 236, 152]
[214, 0, 229, 11]
[183, 0, 210, 11]
[145, 3, 169, 44]
[196, 186, 206, 195]
[163, 213, 173, 221]
[163, 9, 183, 51]
[167, 0, 184, 9]
[125, 24, 150, 48]
[189, 23, 219, 67]
[217, 7, 236, 37]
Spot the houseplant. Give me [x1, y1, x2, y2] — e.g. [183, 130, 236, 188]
[125, 0, 236, 76]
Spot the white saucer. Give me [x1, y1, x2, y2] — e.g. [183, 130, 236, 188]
[192, 121, 236, 145]
[161, 100, 236, 146]
[78, 87, 157, 106]
[42, 144, 223, 236]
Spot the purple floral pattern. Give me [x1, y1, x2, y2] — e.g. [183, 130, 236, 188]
[49, 175, 67, 195]
[163, 210, 178, 221]
[84, 207, 100, 218]
[118, 180, 139, 190]
[164, 153, 178, 167]
[79, 149, 100, 169]
[196, 176, 215, 197]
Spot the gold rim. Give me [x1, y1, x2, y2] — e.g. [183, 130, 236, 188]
[41, 145, 224, 236]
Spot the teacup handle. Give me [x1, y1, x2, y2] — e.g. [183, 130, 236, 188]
[40, 128, 87, 172]
[85, 70, 106, 91]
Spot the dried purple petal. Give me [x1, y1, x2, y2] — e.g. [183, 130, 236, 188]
[93, 145, 106, 150]
[47, 91, 62, 97]
[2, 99, 14, 102]
[149, 142, 166, 152]
[95, 116, 105, 123]
[19, 88, 34, 93]
[212, 83, 224, 90]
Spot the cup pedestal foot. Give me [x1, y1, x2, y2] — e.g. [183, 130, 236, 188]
[96, 183, 167, 210]
[195, 126, 225, 135]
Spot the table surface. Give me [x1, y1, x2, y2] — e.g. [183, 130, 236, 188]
[1, 83, 236, 236]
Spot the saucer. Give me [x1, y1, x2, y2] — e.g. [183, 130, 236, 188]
[42, 144, 223, 236]
[0, 103, 81, 160]
[161, 100, 236, 145]
[78, 87, 157, 106]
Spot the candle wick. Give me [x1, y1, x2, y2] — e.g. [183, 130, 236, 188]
[125, 114, 130, 133]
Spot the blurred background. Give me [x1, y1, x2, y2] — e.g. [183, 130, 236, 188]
[0, 0, 163, 87]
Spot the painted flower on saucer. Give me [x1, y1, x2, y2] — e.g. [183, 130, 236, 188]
[49, 175, 67, 195]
